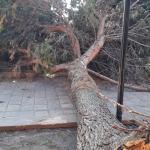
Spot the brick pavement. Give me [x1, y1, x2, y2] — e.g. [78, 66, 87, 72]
[0, 77, 76, 127]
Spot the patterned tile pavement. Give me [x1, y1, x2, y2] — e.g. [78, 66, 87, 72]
[0, 77, 76, 126]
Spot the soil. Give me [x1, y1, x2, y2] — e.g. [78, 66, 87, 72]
[0, 129, 76, 150]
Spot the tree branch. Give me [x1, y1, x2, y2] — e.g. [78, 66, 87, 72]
[128, 38, 150, 48]
[49, 63, 69, 74]
[131, 0, 140, 8]
[21, 58, 68, 74]
[81, 17, 106, 66]
[24, 59, 48, 69]
[40, 24, 81, 58]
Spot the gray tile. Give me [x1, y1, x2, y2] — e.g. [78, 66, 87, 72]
[3, 111, 19, 117]
[48, 103, 61, 110]
[0, 104, 7, 112]
[7, 105, 20, 111]
[61, 103, 74, 109]
[9, 96, 22, 105]
[35, 97, 47, 105]
[63, 109, 76, 115]
[22, 96, 34, 105]
[35, 105, 48, 111]
[35, 110, 49, 118]
[21, 105, 34, 111]
[48, 110, 63, 116]
[0, 95, 11, 101]
[19, 111, 35, 118]
[35, 92, 45, 98]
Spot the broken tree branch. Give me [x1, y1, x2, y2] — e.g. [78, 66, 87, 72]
[20, 58, 68, 74]
[49, 63, 69, 74]
[81, 17, 105, 65]
[24, 59, 48, 69]
[131, 0, 140, 8]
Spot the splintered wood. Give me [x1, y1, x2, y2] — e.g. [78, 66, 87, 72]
[123, 139, 150, 150]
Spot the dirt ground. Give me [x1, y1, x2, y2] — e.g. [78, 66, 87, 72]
[0, 129, 76, 150]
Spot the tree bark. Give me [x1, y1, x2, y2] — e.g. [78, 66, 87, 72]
[68, 60, 127, 149]
[64, 17, 128, 149]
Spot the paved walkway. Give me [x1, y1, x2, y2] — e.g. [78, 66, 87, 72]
[98, 81, 150, 120]
[0, 77, 149, 128]
[0, 77, 76, 127]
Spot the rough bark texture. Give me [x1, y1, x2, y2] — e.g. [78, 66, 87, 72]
[68, 60, 126, 149]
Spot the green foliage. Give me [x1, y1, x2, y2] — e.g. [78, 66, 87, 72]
[33, 39, 54, 68]
[0, 0, 58, 49]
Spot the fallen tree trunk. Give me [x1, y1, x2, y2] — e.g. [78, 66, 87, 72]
[68, 60, 127, 149]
